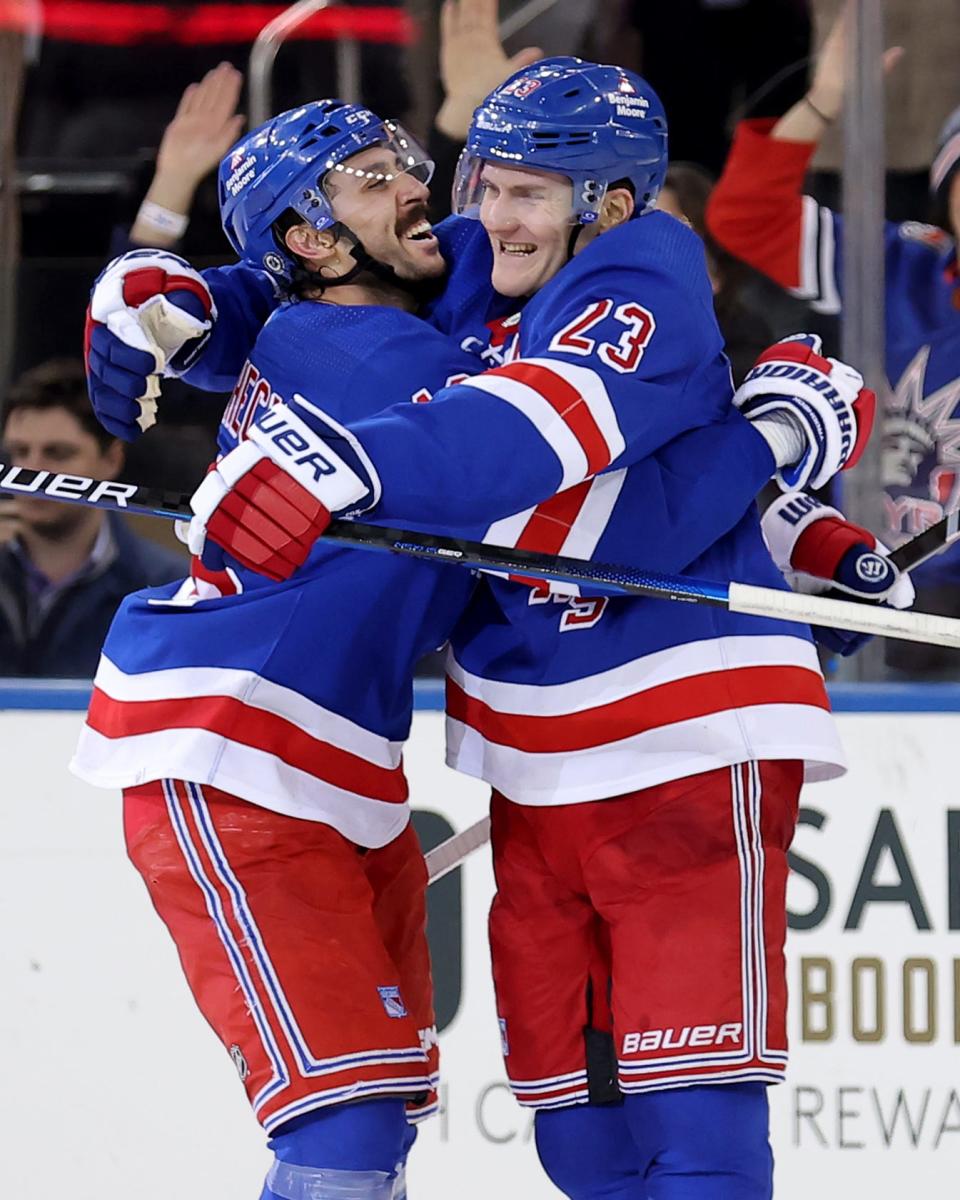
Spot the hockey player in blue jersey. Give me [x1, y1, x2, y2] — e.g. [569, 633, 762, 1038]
[73, 104, 490, 1200]
[83, 65, 907, 1200]
[170, 63, 905, 1200]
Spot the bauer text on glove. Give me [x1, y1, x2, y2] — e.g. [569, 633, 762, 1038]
[187, 397, 380, 580]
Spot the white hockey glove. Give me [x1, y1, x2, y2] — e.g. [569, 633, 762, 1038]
[184, 397, 380, 581]
[736, 334, 875, 491]
[762, 491, 915, 655]
[84, 250, 216, 440]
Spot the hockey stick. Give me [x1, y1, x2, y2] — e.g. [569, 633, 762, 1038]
[428, 508, 960, 882]
[425, 816, 491, 882]
[2, 461, 960, 647]
[888, 509, 960, 572]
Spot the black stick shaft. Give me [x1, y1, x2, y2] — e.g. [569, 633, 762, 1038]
[0, 460, 953, 599]
[887, 509, 960, 572]
[0, 461, 727, 602]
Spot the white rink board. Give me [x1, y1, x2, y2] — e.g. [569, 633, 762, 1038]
[3, 707, 959, 1199]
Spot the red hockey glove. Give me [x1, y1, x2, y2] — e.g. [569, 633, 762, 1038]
[186, 401, 379, 581]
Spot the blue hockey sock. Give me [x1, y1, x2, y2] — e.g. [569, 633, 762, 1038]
[393, 1121, 417, 1200]
[534, 1104, 648, 1199]
[624, 1083, 773, 1199]
[260, 1098, 410, 1200]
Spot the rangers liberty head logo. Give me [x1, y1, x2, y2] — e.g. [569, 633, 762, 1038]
[886, 345, 960, 488]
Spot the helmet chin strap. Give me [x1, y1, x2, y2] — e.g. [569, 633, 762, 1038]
[561, 220, 600, 267]
[310, 224, 442, 303]
[565, 223, 585, 264]
[319, 226, 432, 297]
[320, 226, 390, 287]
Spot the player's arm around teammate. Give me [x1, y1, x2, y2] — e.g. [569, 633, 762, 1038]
[183, 62, 873, 590]
[74, 102, 491, 1200]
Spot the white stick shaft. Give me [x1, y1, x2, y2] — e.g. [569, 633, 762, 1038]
[728, 582, 960, 648]
[425, 816, 491, 882]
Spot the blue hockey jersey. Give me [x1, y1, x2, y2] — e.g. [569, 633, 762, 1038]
[328, 214, 845, 801]
[708, 118, 960, 589]
[72, 302, 477, 847]
[183, 213, 844, 801]
[157, 211, 846, 803]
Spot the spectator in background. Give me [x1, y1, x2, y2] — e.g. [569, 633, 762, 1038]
[804, 0, 960, 223]
[120, 61, 244, 257]
[107, 64, 247, 494]
[428, 0, 543, 220]
[0, 360, 185, 678]
[656, 162, 774, 383]
[706, 0, 960, 678]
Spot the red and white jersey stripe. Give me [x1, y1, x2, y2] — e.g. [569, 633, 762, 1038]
[462, 357, 627, 491]
[444, 634, 845, 806]
[509, 1068, 591, 1110]
[794, 194, 842, 315]
[72, 655, 410, 848]
[482, 470, 627, 597]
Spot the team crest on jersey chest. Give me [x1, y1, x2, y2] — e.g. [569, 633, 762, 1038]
[459, 312, 522, 368]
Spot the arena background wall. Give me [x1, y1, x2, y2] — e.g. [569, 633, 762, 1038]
[3, 683, 958, 1198]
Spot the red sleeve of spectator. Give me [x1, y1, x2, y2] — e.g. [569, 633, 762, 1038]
[705, 119, 819, 291]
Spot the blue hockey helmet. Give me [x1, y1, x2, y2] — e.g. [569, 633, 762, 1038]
[219, 99, 434, 281]
[452, 57, 668, 225]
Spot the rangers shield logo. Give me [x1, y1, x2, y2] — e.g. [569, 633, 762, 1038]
[377, 985, 408, 1019]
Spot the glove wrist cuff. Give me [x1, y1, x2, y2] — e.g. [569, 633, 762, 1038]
[793, 515, 873, 578]
[761, 492, 843, 573]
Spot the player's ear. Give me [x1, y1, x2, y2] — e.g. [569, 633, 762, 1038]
[599, 187, 635, 230]
[284, 223, 338, 266]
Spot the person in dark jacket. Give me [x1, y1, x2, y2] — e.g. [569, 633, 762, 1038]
[0, 360, 186, 677]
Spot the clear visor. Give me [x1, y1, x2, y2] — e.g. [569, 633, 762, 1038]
[291, 123, 434, 230]
[452, 150, 608, 226]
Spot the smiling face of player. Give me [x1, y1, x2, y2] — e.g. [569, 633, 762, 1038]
[323, 144, 444, 282]
[478, 162, 579, 298]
